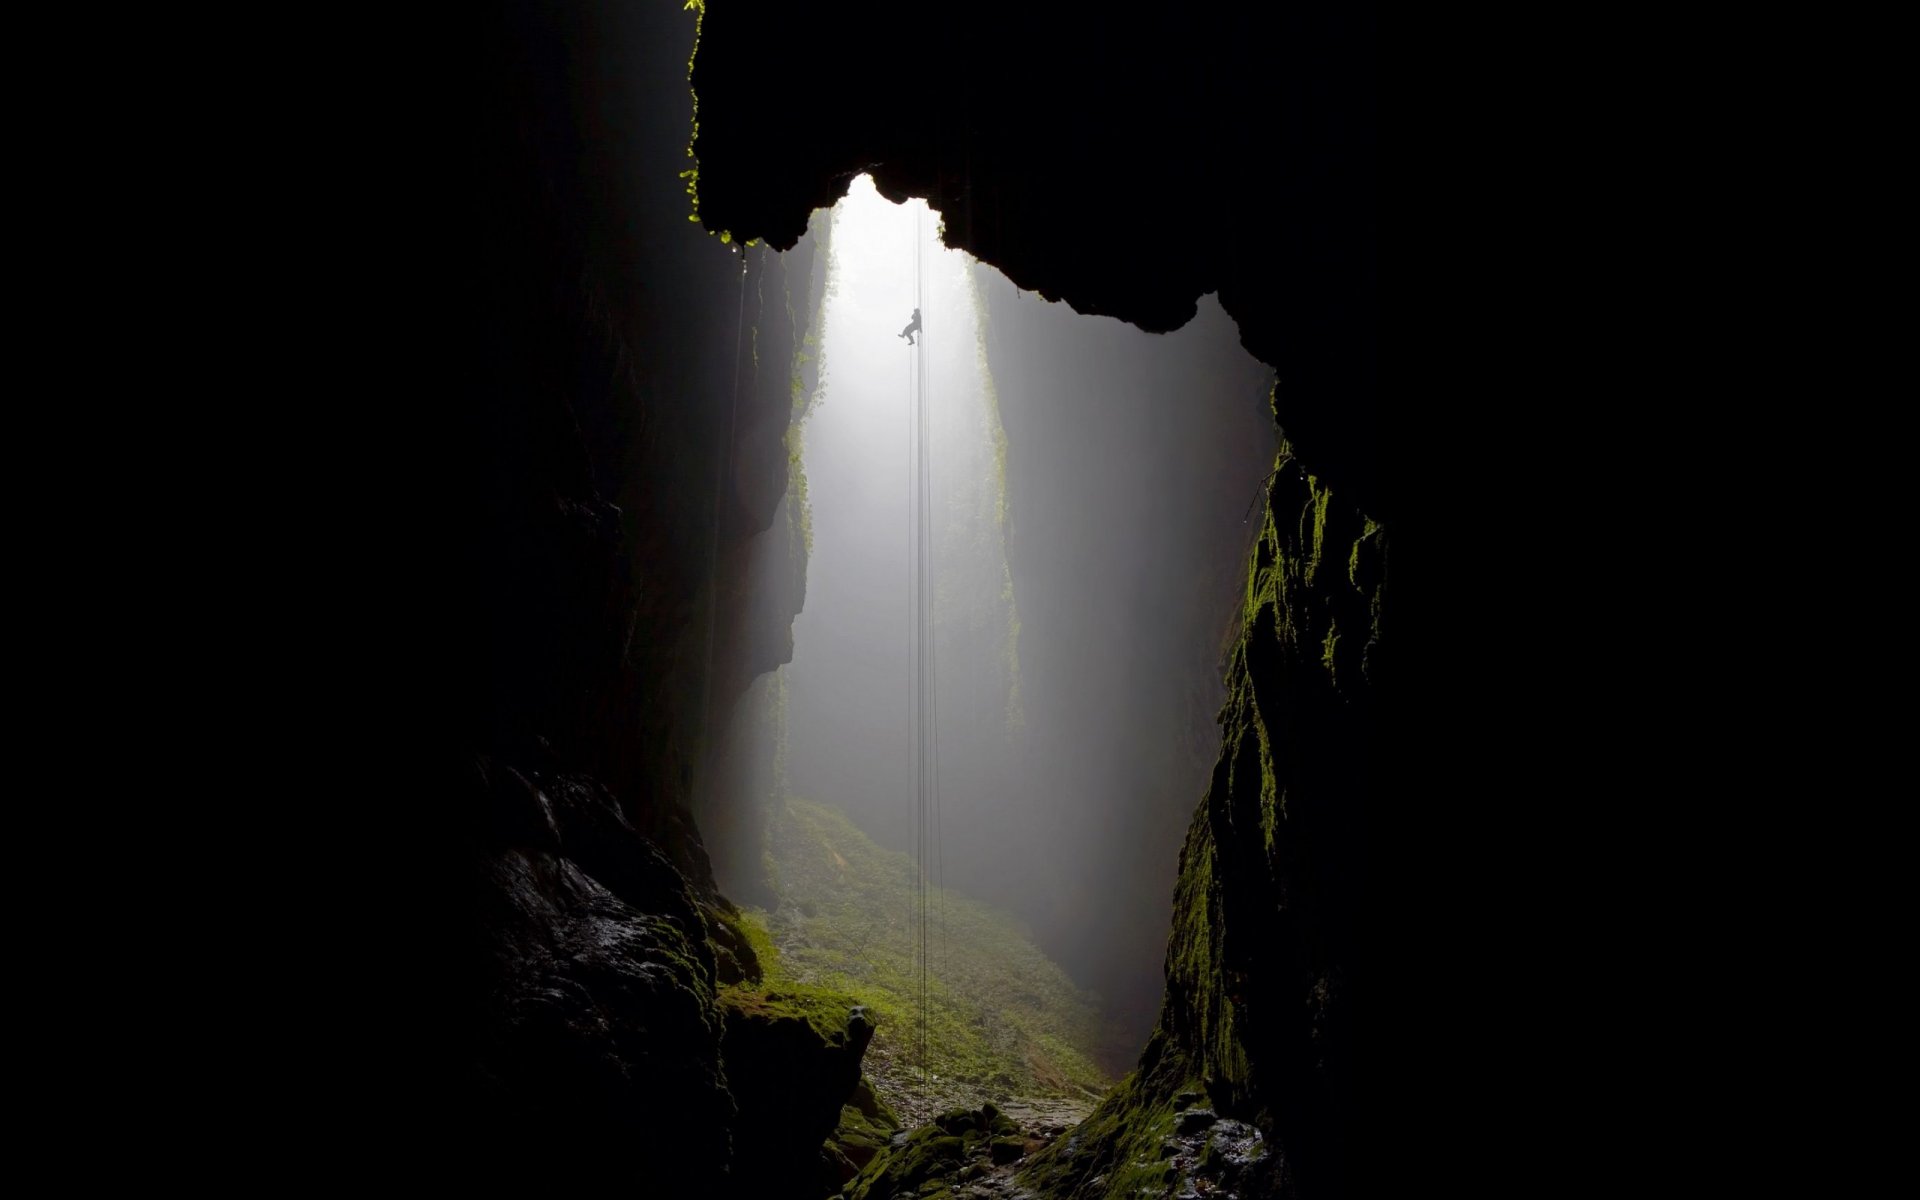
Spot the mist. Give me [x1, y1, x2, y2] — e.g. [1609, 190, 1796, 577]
[705, 176, 1277, 1067]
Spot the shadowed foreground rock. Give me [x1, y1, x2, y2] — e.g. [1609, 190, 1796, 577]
[721, 988, 876, 1196]
[467, 760, 733, 1191]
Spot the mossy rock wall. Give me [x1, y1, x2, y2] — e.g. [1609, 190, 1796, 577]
[1025, 428, 1383, 1198]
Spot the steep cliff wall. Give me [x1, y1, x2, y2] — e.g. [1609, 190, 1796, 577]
[1022, 436, 1382, 1198]
[449, 2, 839, 1189]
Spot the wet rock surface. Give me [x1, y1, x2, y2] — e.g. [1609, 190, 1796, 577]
[995, 1098, 1098, 1144]
[467, 761, 732, 1192]
[825, 1076, 905, 1187]
[1152, 1116, 1268, 1200]
[839, 1098, 1098, 1200]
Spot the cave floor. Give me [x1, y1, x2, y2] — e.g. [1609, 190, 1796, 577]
[963, 1098, 1096, 1198]
[870, 1096, 1093, 1199]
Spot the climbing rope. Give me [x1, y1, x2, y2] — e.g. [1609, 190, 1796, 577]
[904, 203, 956, 1120]
[914, 205, 931, 1114]
[905, 204, 946, 1118]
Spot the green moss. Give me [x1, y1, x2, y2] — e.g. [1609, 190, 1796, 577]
[1257, 718, 1283, 842]
[703, 901, 762, 984]
[756, 799, 1108, 1120]
[841, 1104, 1011, 1200]
[965, 264, 1014, 533]
[832, 1076, 902, 1167]
[633, 912, 721, 1023]
[728, 905, 901, 1187]
[1304, 474, 1332, 585]
[715, 906, 869, 1054]
[1347, 517, 1379, 588]
[1351, 518, 1387, 684]
[681, 1, 703, 219]
[964, 263, 1027, 735]
[718, 980, 864, 1045]
[782, 207, 835, 565]
[678, 1, 736, 244]
[1019, 1043, 1203, 1199]
[786, 424, 815, 555]
[722, 902, 779, 975]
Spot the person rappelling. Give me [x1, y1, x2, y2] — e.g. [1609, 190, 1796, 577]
[898, 307, 922, 346]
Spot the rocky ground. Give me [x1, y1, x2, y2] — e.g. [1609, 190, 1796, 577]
[837, 1099, 1086, 1200]
[840, 1091, 1272, 1200]
[861, 1041, 1106, 1132]
[944, 1098, 1097, 1200]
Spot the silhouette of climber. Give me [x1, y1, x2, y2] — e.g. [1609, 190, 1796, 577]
[898, 307, 922, 346]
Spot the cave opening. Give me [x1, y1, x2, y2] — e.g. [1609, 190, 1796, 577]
[456, 3, 1373, 1194]
[697, 173, 1279, 1128]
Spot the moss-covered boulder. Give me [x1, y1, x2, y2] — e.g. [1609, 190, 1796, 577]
[840, 1102, 1027, 1199]
[719, 982, 875, 1197]
[830, 1077, 902, 1174]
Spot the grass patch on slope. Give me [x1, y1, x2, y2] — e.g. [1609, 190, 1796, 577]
[747, 798, 1109, 1120]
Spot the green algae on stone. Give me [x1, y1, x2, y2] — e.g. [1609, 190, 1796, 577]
[840, 1103, 1014, 1200]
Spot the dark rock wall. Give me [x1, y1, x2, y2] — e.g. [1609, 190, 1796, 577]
[1154, 445, 1380, 1195]
[466, 761, 735, 1190]
[710, 228, 828, 706]
[449, 1, 830, 1189]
